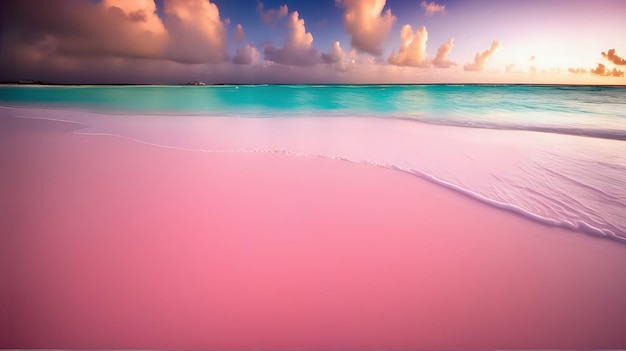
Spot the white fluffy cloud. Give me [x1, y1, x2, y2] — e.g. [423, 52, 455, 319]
[336, 0, 396, 56]
[264, 11, 319, 66]
[464, 41, 501, 71]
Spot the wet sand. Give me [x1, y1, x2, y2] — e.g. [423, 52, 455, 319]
[2, 114, 626, 349]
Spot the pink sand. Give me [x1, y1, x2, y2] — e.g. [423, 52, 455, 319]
[2, 115, 626, 349]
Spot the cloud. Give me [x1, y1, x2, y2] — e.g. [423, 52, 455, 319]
[591, 63, 624, 77]
[163, 0, 229, 63]
[388, 25, 428, 67]
[567, 67, 587, 74]
[601, 49, 626, 65]
[421, 1, 446, 16]
[433, 38, 455, 68]
[102, 0, 167, 34]
[233, 23, 245, 42]
[505, 64, 516, 73]
[321, 41, 346, 64]
[321, 41, 348, 71]
[257, 1, 288, 24]
[591, 63, 608, 75]
[336, 0, 396, 56]
[0, 0, 169, 61]
[530, 55, 535, 61]
[314, 19, 329, 28]
[387, 25, 455, 68]
[1, 0, 232, 64]
[264, 11, 319, 66]
[463, 41, 501, 71]
[233, 44, 261, 65]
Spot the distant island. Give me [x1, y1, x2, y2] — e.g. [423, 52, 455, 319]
[15, 80, 45, 85]
[186, 81, 206, 86]
[1, 80, 221, 86]
[1, 81, 623, 87]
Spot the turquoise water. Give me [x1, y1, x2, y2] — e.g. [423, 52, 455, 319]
[1, 84, 625, 243]
[2, 85, 625, 139]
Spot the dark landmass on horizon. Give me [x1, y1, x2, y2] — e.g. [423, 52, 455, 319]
[1, 81, 625, 87]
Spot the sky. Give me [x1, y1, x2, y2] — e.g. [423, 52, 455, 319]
[0, 0, 625, 84]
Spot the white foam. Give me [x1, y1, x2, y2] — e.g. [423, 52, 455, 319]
[3, 105, 625, 243]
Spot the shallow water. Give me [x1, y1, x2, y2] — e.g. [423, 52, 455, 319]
[1, 84, 625, 242]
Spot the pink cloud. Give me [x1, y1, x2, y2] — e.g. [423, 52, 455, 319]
[264, 11, 319, 66]
[1, 0, 169, 61]
[257, 2, 288, 24]
[0, 0, 232, 64]
[321, 41, 346, 64]
[591, 63, 624, 77]
[233, 44, 261, 65]
[601, 49, 626, 65]
[313, 19, 329, 28]
[591, 63, 608, 75]
[433, 38, 455, 68]
[421, 1, 446, 16]
[163, 0, 228, 63]
[336, 0, 396, 56]
[102, 0, 166, 34]
[505, 64, 516, 73]
[568, 67, 587, 74]
[233, 24, 245, 42]
[387, 25, 455, 68]
[321, 41, 348, 71]
[464, 41, 501, 71]
[388, 25, 428, 67]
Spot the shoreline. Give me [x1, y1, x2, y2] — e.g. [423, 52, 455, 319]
[2, 114, 626, 349]
[2, 104, 625, 243]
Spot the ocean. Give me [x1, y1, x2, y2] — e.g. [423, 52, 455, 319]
[1, 84, 625, 243]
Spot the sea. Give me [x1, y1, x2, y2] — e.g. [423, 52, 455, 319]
[1, 84, 625, 243]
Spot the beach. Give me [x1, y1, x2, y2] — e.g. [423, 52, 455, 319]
[2, 114, 626, 349]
